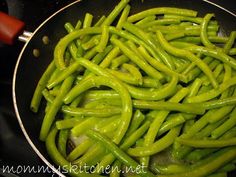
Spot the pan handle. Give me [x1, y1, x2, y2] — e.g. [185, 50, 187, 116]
[0, 11, 25, 45]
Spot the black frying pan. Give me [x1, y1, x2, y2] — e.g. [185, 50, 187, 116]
[10, 0, 236, 176]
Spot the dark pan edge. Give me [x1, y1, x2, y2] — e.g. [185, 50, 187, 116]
[203, 0, 236, 17]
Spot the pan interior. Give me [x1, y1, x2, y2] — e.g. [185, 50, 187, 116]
[13, 0, 236, 175]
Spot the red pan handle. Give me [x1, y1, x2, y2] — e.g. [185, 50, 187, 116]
[0, 11, 25, 45]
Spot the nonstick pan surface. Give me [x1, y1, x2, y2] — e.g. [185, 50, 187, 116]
[12, 0, 236, 176]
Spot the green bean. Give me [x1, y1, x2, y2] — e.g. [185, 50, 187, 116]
[125, 109, 145, 137]
[40, 75, 75, 141]
[135, 15, 156, 26]
[109, 26, 161, 62]
[56, 117, 83, 129]
[96, 25, 109, 52]
[83, 13, 93, 28]
[42, 89, 54, 103]
[186, 76, 236, 103]
[64, 76, 132, 145]
[111, 55, 129, 69]
[116, 4, 130, 29]
[201, 96, 236, 110]
[165, 32, 185, 41]
[83, 90, 120, 101]
[101, 0, 130, 26]
[185, 45, 236, 70]
[110, 160, 121, 177]
[176, 137, 236, 148]
[122, 63, 143, 85]
[175, 36, 228, 44]
[107, 69, 141, 86]
[95, 120, 150, 174]
[99, 46, 120, 68]
[133, 100, 204, 114]
[46, 127, 102, 177]
[140, 19, 181, 29]
[140, 88, 189, 166]
[123, 22, 175, 70]
[86, 130, 156, 177]
[156, 30, 218, 89]
[221, 127, 236, 139]
[229, 48, 236, 55]
[200, 13, 216, 48]
[223, 31, 236, 53]
[127, 8, 197, 23]
[163, 14, 204, 24]
[82, 35, 100, 50]
[67, 139, 93, 161]
[47, 61, 80, 89]
[137, 45, 185, 80]
[62, 106, 121, 118]
[54, 27, 102, 69]
[30, 61, 56, 112]
[211, 108, 236, 139]
[158, 114, 185, 136]
[57, 129, 69, 158]
[84, 45, 113, 76]
[158, 147, 236, 177]
[195, 118, 226, 138]
[75, 20, 82, 30]
[123, 76, 178, 100]
[127, 126, 181, 157]
[110, 37, 164, 80]
[73, 143, 106, 167]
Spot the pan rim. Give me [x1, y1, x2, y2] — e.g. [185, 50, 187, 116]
[12, 0, 236, 177]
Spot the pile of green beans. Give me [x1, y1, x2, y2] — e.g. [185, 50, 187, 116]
[30, 0, 236, 176]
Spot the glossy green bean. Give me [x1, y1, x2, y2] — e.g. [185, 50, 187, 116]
[40, 75, 74, 141]
[223, 31, 236, 53]
[54, 27, 102, 69]
[127, 126, 181, 157]
[186, 76, 236, 103]
[186, 45, 236, 70]
[123, 76, 178, 100]
[86, 130, 156, 177]
[111, 55, 129, 69]
[200, 13, 215, 48]
[156, 30, 218, 89]
[123, 22, 175, 70]
[56, 117, 82, 129]
[30, 61, 56, 112]
[211, 108, 236, 139]
[46, 127, 102, 177]
[101, 0, 130, 26]
[158, 114, 185, 136]
[127, 7, 197, 23]
[64, 75, 132, 144]
[83, 13, 93, 28]
[116, 4, 130, 29]
[96, 25, 109, 52]
[158, 147, 236, 177]
[110, 37, 164, 80]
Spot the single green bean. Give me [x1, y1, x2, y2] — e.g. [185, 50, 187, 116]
[40, 75, 74, 141]
[62, 106, 121, 118]
[116, 4, 130, 29]
[123, 75, 178, 100]
[200, 13, 216, 48]
[127, 7, 197, 23]
[30, 61, 56, 112]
